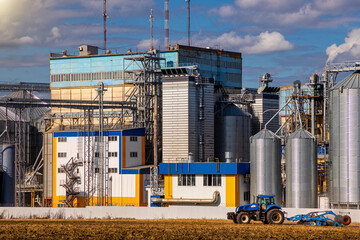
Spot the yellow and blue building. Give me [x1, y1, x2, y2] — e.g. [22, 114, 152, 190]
[52, 128, 149, 207]
[159, 162, 250, 207]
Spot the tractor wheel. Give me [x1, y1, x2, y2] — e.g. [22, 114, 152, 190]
[236, 212, 251, 224]
[341, 215, 351, 226]
[267, 209, 284, 225]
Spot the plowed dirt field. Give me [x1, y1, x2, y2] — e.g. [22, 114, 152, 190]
[0, 219, 358, 239]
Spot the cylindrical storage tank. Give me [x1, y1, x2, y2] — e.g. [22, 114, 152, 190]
[215, 104, 251, 162]
[1, 144, 15, 206]
[285, 129, 317, 208]
[329, 71, 360, 206]
[250, 129, 282, 204]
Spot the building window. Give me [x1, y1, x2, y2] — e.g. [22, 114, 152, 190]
[130, 152, 137, 158]
[95, 152, 100, 158]
[203, 175, 221, 186]
[108, 168, 118, 173]
[178, 175, 196, 186]
[95, 136, 100, 142]
[58, 168, 65, 173]
[58, 137, 67, 142]
[108, 136, 118, 141]
[244, 191, 250, 201]
[58, 152, 67, 158]
[108, 152, 118, 157]
[95, 168, 99, 173]
[130, 136, 138, 142]
[57, 203, 66, 208]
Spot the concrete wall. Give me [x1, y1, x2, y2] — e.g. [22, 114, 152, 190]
[0, 206, 359, 222]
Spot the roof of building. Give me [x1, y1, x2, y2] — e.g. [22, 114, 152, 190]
[251, 129, 280, 140]
[287, 128, 314, 139]
[331, 71, 360, 90]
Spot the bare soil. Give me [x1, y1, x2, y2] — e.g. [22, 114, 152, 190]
[0, 219, 358, 239]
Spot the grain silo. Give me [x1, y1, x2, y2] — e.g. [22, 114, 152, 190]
[250, 129, 282, 204]
[215, 104, 251, 162]
[1, 144, 15, 206]
[329, 71, 360, 208]
[285, 129, 317, 208]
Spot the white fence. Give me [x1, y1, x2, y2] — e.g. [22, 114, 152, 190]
[0, 206, 359, 223]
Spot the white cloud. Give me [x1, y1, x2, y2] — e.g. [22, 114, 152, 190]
[137, 39, 161, 51]
[192, 31, 293, 55]
[326, 29, 360, 62]
[0, 0, 154, 49]
[213, 0, 359, 29]
[211, 5, 237, 18]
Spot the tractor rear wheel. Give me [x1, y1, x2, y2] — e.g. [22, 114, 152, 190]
[341, 215, 351, 226]
[267, 209, 284, 224]
[236, 212, 251, 224]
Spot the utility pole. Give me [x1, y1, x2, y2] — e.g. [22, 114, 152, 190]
[104, 0, 107, 51]
[185, 0, 191, 46]
[150, 9, 154, 50]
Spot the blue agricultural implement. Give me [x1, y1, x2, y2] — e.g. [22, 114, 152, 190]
[227, 195, 285, 224]
[287, 211, 351, 227]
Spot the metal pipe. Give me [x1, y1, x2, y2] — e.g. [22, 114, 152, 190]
[264, 98, 291, 130]
[295, 99, 303, 128]
[165, 0, 169, 49]
[150, 9, 154, 50]
[185, 0, 190, 46]
[151, 191, 220, 205]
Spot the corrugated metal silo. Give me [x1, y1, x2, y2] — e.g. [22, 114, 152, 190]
[329, 71, 360, 207]
[1, 144, 15, 206]
[250, 129, 282, 204]
[285, 129, 317, 208]
[215, 104, 251, 162]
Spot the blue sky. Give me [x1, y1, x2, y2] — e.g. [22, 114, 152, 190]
[1, 0, 360, 88]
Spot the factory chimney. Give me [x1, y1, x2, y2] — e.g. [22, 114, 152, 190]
[165, 0, 169, 49]
[185, 0, 191, 46]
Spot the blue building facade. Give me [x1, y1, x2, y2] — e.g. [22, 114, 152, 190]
[50, 45, 242, 89]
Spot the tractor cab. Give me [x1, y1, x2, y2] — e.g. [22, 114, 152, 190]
[257, 195, 275, 207]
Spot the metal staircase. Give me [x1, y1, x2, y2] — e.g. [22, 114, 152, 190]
[60, 157, 83, 207]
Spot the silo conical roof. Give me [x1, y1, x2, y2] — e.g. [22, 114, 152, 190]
[331, 71, 360, 90]
[251, 129, 279, 140]
[287, 128, 314, 139]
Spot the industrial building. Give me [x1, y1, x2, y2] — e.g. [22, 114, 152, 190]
[52, 128, 148, 207]
[1, 37, 360, 211]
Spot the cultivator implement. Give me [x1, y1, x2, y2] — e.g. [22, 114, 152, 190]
[287, 211, 351, 227]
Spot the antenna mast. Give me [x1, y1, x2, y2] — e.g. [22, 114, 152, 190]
[150, 9, 154, 50]
[104, 0, 107, 51]
[185, 0, 190, 46]
[165, 0, 169, 49]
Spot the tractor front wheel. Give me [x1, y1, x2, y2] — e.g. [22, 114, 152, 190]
[236, 212, 251, 224]
[267, 209, 284, 224]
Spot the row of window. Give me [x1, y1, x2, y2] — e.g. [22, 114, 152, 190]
[178, 175, 222, 187]
[50, 71, 137, 83]
[58, 168, 118, 173]
[58, 136, 138, 143]
[58, 151, 138, 158]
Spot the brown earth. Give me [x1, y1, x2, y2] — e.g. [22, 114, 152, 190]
[0, 219, 358, 239]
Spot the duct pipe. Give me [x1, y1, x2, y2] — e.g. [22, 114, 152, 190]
[151, 191, 219, 205]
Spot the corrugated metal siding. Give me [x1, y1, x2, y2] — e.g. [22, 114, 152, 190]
[162, 76, 214, 162]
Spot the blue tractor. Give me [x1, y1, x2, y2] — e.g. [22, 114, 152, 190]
[227, 195, 285, 224]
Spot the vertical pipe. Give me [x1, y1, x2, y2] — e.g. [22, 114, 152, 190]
[104, 0, 107, 51]
[153, 95, 158, 166]
[150, 9, 154, 50]
[164, 0, 169, 49]
[186, 0, 190, 46]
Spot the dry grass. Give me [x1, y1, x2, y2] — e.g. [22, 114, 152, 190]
[0, 219, 358, 239]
